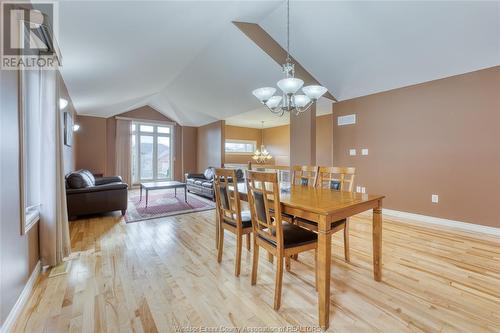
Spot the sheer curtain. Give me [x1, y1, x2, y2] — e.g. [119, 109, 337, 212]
[115, 119, 132, 187]
[39, 69, 71, 267]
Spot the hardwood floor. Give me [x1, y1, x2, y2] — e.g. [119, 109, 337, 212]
[12, 210, 500, 332]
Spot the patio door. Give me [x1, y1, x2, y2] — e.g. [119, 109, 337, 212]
[131, 122, 173, 184]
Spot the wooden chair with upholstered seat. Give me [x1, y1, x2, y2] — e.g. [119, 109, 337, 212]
[246, 170, 318, 310]
[295, 167, 355, 262]
[214, 168, 253, 277]
[291, 165, 319, 187]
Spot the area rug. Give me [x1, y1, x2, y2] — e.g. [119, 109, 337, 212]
[125, 189, 215, 223]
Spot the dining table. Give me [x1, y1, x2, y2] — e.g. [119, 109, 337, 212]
[215, 182, 385, 330]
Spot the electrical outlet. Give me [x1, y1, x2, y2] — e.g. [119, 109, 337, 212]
[349, 149, 357, 156]
[361, 187, 366, 193]
[356, 186, 361, 193]
[432, 194, 439, 203]
[361, 148, 369, 156]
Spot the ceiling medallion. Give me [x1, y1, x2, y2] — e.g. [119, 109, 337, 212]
[252, 0, 327, 116]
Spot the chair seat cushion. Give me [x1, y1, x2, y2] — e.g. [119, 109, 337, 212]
[296, 217, 346, 229]
[223, 210, 253, 228]
[259, 222, 317, 249]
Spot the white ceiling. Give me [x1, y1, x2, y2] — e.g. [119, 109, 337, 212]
[58, 1, 500, 127]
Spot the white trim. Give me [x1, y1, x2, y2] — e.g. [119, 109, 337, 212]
[116, 116, 175, 126]
[0, 261, 41, 333]
[361, 209, 499, 236]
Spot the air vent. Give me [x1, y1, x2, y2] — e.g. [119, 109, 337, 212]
[337, 114, 356, 126]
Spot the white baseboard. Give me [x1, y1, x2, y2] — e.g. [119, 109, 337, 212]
[360, 209, 499, 236]
[0, 260, 41, 333]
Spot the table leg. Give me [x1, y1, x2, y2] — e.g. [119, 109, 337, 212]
[184, 187, 187, 202]
[317, 216, 332, 330]
[146, 189, 149, 208]
[175, 187, 177, 197]
[140, 185, 143, 202]
[373, 202, 383, 281]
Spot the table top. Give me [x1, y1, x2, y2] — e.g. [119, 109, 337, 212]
[234, 183, 384, 216]
[141, 181, 186, 189]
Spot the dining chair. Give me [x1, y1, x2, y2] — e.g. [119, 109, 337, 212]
[291, 165, 319, 187]
[214, 168, 253, 277]
[316, 166, 355, 192]
[246, 170, 318, 310]
[295, 166, 356, 262]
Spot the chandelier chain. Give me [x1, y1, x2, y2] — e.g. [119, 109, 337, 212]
[286, 0, 290, 62]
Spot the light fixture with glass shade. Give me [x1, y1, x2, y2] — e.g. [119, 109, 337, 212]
[252, 121, 272, 163]
[252, 0, 328, 116]
[59, 98, 68, 110]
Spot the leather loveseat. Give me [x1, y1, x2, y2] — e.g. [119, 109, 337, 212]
[65, 169, 128, 220]
[185, 167, 244, 200]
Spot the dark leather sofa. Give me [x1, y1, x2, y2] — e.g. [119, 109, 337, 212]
[65, 169, 128, 220]
[185, 167, 244, 200]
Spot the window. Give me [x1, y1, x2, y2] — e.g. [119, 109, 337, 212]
[225, 139, 256, 154]
[131, 122, 174, 183]
[20, 67, 42, 234]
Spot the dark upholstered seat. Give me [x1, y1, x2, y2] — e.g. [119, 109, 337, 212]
[258, 222, 317, 249]
[223, 210, 253, 228]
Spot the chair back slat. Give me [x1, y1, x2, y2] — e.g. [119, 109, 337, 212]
[291, 165, 319, 187]
[214, 168, 242, 228]
[245, 170, 283, 248]
[317, 167, 356, 192]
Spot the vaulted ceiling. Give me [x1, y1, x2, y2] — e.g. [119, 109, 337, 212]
[58, 1, 500, 127]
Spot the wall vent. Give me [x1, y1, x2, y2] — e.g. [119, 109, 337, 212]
[337, 114, 356, 126]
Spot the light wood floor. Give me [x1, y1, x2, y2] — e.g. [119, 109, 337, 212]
[12, 210, 500, 332]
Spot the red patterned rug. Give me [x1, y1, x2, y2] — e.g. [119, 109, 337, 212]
[125, 189, 215, 223]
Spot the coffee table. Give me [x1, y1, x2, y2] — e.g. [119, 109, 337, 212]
[139, 181, 187, 207]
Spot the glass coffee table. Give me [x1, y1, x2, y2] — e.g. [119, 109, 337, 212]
[139, 181, 187, 207]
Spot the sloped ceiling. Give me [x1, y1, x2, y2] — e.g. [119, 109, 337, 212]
[58, 1, 500, 127]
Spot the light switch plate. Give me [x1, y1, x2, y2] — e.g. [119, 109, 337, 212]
[432, 194, 439, 203]
[349, 149, 357, 156]
[361, 148, 369, 156]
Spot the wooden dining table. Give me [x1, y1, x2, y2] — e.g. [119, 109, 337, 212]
[216, 182, 385, 330]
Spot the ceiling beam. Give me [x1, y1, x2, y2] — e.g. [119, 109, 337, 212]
[233, 21, 337, 102]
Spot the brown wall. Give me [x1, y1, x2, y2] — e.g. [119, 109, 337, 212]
[75, 106, 193, 181]
[224, 125, 262, 164]
[332, 66, 500, 228]
[290, 105, 316, 165]
[1, 68, 75, 325]
[263, 124, 290, 166]
[316, 114, 333, 166]
[75, 116, 107, 174]
[197, 120, 225, 172]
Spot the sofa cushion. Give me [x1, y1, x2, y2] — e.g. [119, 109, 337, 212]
[201, 181, 213, 188]
[203, 167, 215, 180]
[66, 170, 94, 189]
[194, 179, 204, 185]
[80, 170, 96, 186]
[186, 178, 196, 184]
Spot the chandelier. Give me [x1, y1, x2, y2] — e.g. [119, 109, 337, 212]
[252, 0, 327, 116]
[252, 121, 272, 163]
